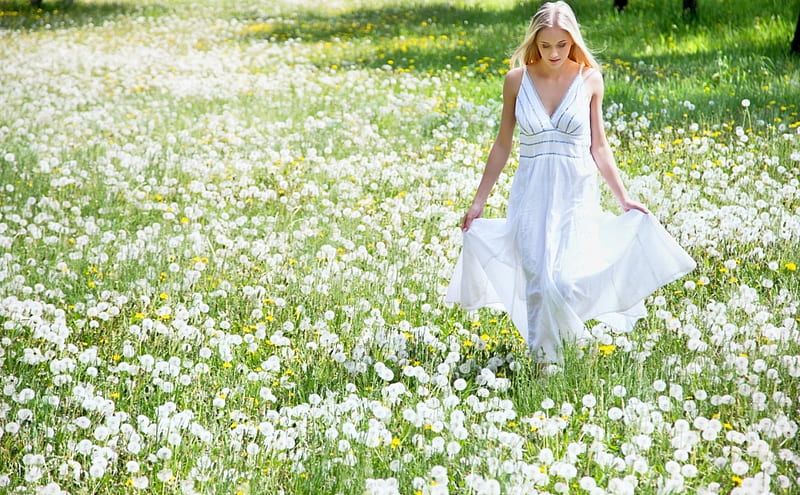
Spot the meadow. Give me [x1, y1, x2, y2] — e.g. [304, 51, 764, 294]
[1, 0, 799, 493]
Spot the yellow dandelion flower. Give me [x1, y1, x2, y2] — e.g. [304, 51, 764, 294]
[598, 344, 616, 356]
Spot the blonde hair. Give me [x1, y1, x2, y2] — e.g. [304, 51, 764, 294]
[509, 1, 599, 69]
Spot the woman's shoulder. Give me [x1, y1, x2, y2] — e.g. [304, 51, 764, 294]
[582, 65, 602, 81]
[581, 66, 604, 94]
[502, 66, 526, 96]
[505, 66, 526, 84]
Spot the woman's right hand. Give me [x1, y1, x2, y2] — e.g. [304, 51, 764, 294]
[461, 202, 485, 232]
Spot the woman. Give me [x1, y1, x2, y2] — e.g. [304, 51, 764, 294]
[446, 1, 695, 363]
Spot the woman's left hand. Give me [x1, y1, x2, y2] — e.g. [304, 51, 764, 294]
[620, 198, 650, 214]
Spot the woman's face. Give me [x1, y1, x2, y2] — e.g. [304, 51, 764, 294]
[536, 27, 573, 68]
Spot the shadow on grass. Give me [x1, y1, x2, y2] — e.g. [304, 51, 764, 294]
[236, 2, 542, 75]
[234, 0, 798, 84]
[0, 0, 169, 30]
[239, 2, 536, 44]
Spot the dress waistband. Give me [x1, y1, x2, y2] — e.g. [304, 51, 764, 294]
[518, 134, 589, 161]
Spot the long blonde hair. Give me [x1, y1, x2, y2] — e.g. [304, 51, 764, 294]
[509, 1, 599, 69]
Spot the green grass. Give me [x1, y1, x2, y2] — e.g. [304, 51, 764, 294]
[236, 0, 799, 123]
[0, 0, 171, 25]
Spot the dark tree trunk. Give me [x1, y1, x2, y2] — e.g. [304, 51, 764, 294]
[683, 0, 698, 16]
[792, 10, 800, 54]
[614, 0, 628, 11]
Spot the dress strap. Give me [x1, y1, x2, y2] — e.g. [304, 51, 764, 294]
[519, 65, 528, 93]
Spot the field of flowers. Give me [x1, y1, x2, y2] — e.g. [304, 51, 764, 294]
[1, 0, 799, 493]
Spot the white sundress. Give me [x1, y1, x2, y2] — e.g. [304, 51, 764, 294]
[446, 66, 696, 363]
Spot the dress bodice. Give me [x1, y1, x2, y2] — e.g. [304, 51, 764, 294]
[515, 67, 591, 160]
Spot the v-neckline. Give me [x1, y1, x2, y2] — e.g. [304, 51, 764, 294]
[524, 67, 582, 122]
